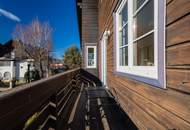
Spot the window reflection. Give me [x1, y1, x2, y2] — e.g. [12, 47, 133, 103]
[120, 46, 128, 66]
[133, 34, 154, 66]
[133, 0, 146, 12]
[121, 3, 128, 25]
[118, 3, 128, 66]
[133, 0, 154, 39]
[88, 48, 95, 67]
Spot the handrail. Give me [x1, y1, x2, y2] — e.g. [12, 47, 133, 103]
[0, 68, 80, 98]
[0, 68, 81, 130]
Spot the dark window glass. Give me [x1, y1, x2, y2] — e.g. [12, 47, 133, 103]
[133, 0, 154, 39]
[133, 0, 146, 12]
[118, 3, 128, 66]
[120, 3, 128, 26]
[133, 33, 154, 66]
[119, 48, 123, 66]
[4, 72, 11, 80]
[122, 25, 128, 46]
[0, 73, 2, 79]
[88, 48, 95, 66]
[118, 3, 128, 47]
[120, 46, 128, 66]
[88, 48, 94, 54]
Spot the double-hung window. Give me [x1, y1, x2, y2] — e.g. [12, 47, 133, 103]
[115, 0, 166, 88]
[86, 46, 97, 68]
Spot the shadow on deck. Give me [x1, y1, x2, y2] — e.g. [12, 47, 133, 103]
[0, 69, 137, 130]
[63, 87, 137, 130]
[57, 70, 137, 130]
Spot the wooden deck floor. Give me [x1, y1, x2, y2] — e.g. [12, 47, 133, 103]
[60, 85, 138, 130]
[0, 69, 138, 130]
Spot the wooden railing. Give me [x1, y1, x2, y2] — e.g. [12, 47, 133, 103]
[0, 68, 83, 130]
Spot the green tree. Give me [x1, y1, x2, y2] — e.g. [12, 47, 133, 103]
[63, 45, 81, 69]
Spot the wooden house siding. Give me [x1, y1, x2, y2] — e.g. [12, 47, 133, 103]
[98, 0, 190, 129]
[80, 0, 98, 43]
[77, 0, 98, 76]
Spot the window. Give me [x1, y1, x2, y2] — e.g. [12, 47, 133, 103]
[115, 0, 166, 88]
[86, 46, 97, 68]
[4, 72, 11, 80]
[133, 0, 154, 66]
[118, 3, 128, 66]
[0, 72, 2, 80]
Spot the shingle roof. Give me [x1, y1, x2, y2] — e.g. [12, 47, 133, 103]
[0, 40, 14, 57]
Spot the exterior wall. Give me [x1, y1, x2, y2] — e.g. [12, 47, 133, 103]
[83, 43, 98, 76]
[16, 61, 28, 80]
[0, 66, 13, 80]
[98, 0, 190, 129]
[81, 0, 98, 44]
[77, 0, 99, 76]
[0, 61, 15, 81]
[0, 60, 33, 82]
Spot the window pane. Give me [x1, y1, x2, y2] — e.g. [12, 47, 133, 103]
[0, 73, 2, 79]
[118, 29, 122, 47]
[4, 72, 11, 80]
[133, 0, 146, 12]
[119, 25, 128, 47]
[88, 59, 94, 66]
[122, 25, 128, 46]
[124, 46, 128, 66]
[133, 0, 154, 39]
[133, 33, 154, 66]
[119, 48, 123, 66]
[120, 3, 128, 26]
[88, 48, 94, 54]
[88, 48, 95, 66]
[120, 46, 128, 66]
[118, 3, 128, 47]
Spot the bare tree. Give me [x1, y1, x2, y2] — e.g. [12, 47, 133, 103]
[13, 19, 53, 78]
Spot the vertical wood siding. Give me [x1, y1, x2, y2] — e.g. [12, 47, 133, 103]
[78, 0, 98, 76]
[81, 0, 98, 43]
[98, 0, 190, 129]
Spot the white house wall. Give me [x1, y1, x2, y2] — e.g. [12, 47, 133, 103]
[0, 66, 13, 80]
[16, 61, 28, 79]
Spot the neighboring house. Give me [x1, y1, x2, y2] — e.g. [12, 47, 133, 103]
[0, 58, 15, 82]
[0, 40, 34, 87]
[0, 58, 34, 82]
[77, 0, 190, 129]
[15, 59, 35, 81]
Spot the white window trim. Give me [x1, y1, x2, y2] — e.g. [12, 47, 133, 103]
[115, 0, 166, 88]
[86, 46, 97, 69]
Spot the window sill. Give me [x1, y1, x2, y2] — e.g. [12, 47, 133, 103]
[86, 66, 97, 69]
[113, 70, 166, 89]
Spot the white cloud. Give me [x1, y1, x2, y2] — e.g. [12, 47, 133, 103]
[0, 8, 21, 22]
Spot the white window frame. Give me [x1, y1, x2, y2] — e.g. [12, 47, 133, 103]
[115, 0, 166, 88]
[86, 46, 97, 68]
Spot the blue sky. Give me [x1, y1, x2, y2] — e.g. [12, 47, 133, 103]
[0, 0, 80, 58]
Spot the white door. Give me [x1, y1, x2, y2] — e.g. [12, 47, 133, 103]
[101, 35, 107, 86]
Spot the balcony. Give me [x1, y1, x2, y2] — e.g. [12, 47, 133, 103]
[0, 68, 137, 130]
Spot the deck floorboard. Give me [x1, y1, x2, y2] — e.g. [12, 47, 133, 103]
[63, 86, 138, 130]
